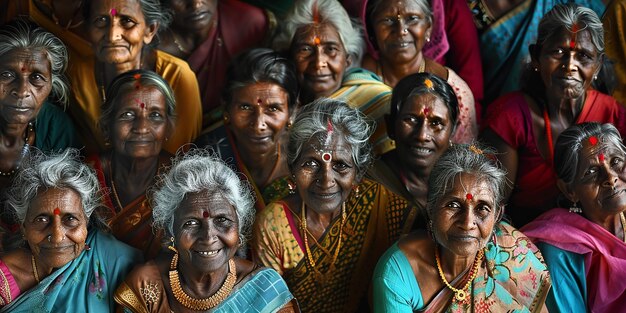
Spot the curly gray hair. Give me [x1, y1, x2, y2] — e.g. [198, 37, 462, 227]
[273, 0, 364, 66]
[288, 98, 374, 178]
[5, 148, 102, 224]
[0, 18, 69, 106]
[150, 149, 255, 244]
[426, 143, 508, 219]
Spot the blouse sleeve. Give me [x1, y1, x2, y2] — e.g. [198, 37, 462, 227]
[536, 242, 587, 313]
[252, 204, 287, 275]
[372, 243, 423, 312]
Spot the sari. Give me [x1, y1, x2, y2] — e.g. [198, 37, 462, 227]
[484, 90, 626, 226]
[522, 208, 626, 313]
[86, 154, 169, 259]
[373, 222, 551, 312]
[253, 179, 415, 312]
[114, 260, 293, 313]
[604, 0, 626, 106]
[477, 0, 605, 104]
[195, 125, 290, 213]
[0, 229, 142, 312]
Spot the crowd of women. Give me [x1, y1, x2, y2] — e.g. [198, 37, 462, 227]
[0, 0, 625, 312]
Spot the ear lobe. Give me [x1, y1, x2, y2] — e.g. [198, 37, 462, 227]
[143, 22, 159, 45]
[556, 179, 577, 203]
[346, 54, 352, 68]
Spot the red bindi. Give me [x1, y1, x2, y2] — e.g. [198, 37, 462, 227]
[423, 107, 431, 115]
[322, 152, 332, 162]
[203, 211, 209, 218]
[569, 24, 579, 49]
[589, 136, 598, 146]
[110, 8, 117, 16]
[53, 208, 61, 215]
[257, 98, 263, 105]
[21, 67, 26, 72]
[314, 36, 321, 46]
[599, 153, 605, 162]
[140, 102, 145, 109]
[133, 73, 141, 80]
[466, 193, 473, 201]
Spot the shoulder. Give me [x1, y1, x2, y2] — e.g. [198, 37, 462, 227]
[123, 259, 164, 284]
[155, 50, 196, 78]
[90, 230, 143, 263]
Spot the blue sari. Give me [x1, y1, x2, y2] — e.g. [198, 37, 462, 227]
[480, 0, 605, 104]
[1, 229, 142, 312]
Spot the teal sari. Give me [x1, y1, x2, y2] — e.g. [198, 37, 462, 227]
[1, 229, 142, 312]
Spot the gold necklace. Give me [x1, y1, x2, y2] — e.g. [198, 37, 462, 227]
[108, 159, 124, 212]
[169, 28, 189, 54]
[168, 251, 236, 311]
[435, 246, 484, 301]
[31, 254, 40, 284]
[301, 201, 346, 285]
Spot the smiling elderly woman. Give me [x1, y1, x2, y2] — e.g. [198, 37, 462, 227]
[0, 148, 142, 311]
[373, 143, 551, 312]
[114, 150, 296, 312]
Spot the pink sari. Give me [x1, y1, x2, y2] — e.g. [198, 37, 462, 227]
[522, 208, 626, 312]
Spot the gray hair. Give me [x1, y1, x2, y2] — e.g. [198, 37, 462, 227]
[99, 69, 176, 138]
[5, 148, 102, 224]
[426, 143, 508, 219]
[536, 3, 604, 54]
[0, 18, 69, 106]
[274, 0, 364, 66]
[554, 122, 625, 186]
[288, 98, 374, 177]
[150, 149, 255, 244]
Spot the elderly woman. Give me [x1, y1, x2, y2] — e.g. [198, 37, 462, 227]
[65, 0, 201, 154]
[195, 48, 298, 213]
[273, 0, 394, 155]
[158, 0, 274, 127]
[361, 0, 477, 143]
[482, 3, 626, 227]
[0, 148, 142, 310]
[114, 150, 296, 312]
[253, 99, 413, 312]
[522, 122, 626, 312]
[86, 69, 174, 259]
[0, 19, 81, 240]
[368, 72, 458, 224]
[373, 143, 551, 312]
[468, 0, 605, 105]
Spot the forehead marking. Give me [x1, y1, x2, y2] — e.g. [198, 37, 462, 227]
[203, 211, 209, 218]
[53, 208, 61, 215]
[110, 8, 117, 16]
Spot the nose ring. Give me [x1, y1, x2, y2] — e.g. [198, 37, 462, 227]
[47, 235, 52, 242]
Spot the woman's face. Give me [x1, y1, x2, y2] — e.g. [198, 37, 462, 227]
[0, 48, 52, 125]
[371, 0, 431, 65]
[23, 188, 89, 270]
[226, 82, 290, 155]
[566, 139, 626, 217]
[291, 23, 350, 99]
[174, 191, 239, 273]
[167, 0, 218, 32]
[432, 173, 498, 257]
[88, 0, 157, 64]
[111, 85, 170, 159]
[392, 93, 453, 171]
[535, 27, 601, 100]
[293, 132, 356, 214]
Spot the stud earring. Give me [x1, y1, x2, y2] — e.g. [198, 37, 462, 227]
[223, 115, 230, 124]
[287, 178, 297, 195]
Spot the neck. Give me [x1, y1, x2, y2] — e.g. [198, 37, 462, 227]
[585, 210, 622, 236]
[238, 144, 281, 186]
[99, 59, 142, 86]
[112, 153, 159, 185]
[438, 246, 476, 278]
[545, 93, 585, 126]
[303, 202, 342, 236]
[0, 123, 28, 146]
[380, 53, 425, 85]
[177, 259, 231, 298]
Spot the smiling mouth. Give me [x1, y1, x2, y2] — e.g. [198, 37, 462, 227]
[409, 147, 433, 156]
[189, 11, 210, 20]
[248, 136, 271, 143]
[196, 249, 220, 256]
[391, 41, 413, 48]
[604, 189, 624, 200]
[449, 235, 477, 242]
